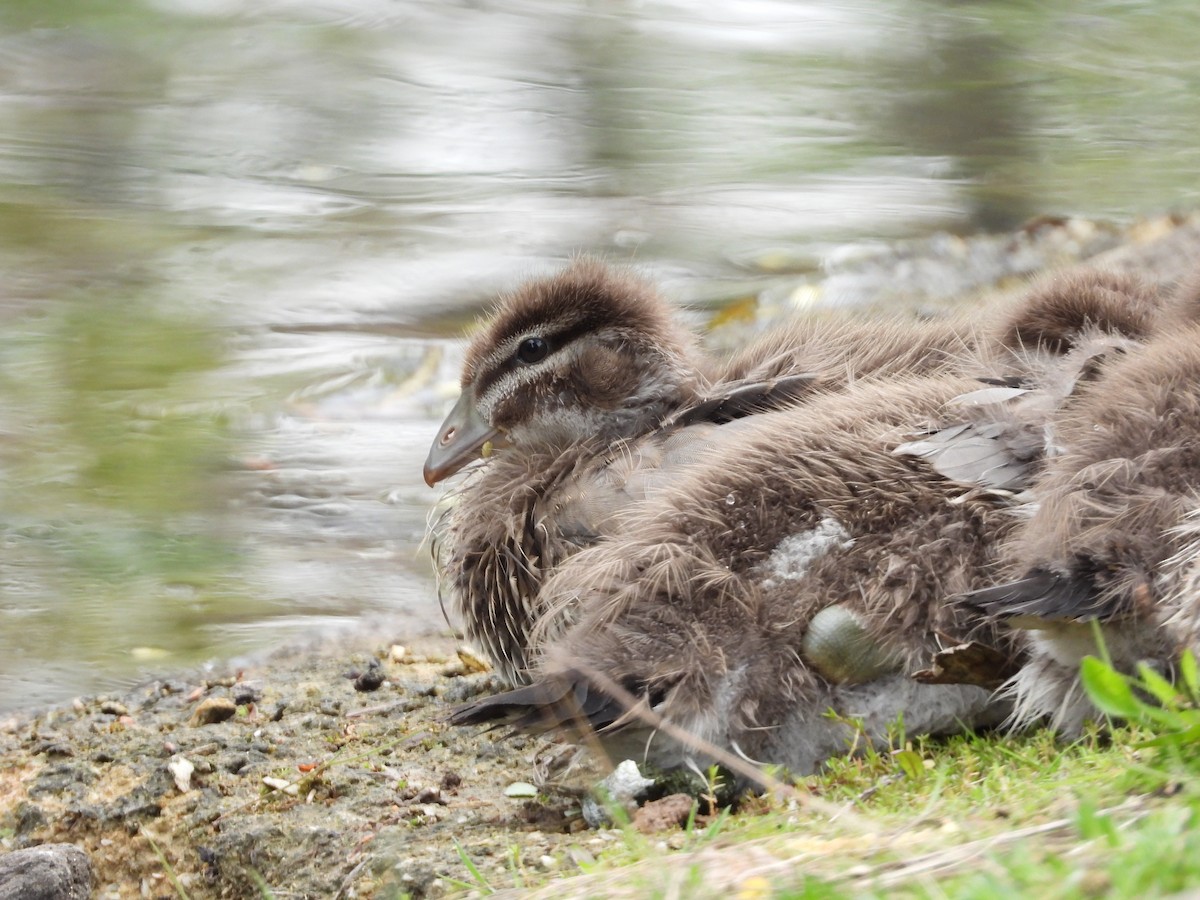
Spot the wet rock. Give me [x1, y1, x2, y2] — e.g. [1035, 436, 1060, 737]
[0, 633, 589, 896]
[0, 843, 92, 900]
[189, 697, 237, 726]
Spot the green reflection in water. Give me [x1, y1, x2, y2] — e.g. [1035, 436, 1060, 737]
[0, 197, 246, 704]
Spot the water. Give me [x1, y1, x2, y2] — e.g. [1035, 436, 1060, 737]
[1, 0, 1198, 711]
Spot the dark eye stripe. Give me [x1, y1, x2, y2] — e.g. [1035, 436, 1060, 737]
[474, 315, 608, 397]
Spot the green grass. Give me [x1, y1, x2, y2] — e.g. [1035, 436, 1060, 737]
[459, 653, 1200, 899]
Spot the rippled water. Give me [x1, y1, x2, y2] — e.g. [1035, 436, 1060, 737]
[1, 0, 1198, 711]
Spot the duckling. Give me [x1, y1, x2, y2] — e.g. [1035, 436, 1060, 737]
[426, 259, 980, 685]
[898, 269, 1200, 734]
[896, 270, 1161, 494]
[448, 368, 1020, 775]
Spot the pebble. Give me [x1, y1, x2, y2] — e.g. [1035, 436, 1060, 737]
[632, 793, 695, 833]
[167, 756, 195, 793]
[581, 760, 656, 828]
[504, 782, 538, 798]
[263, 777, 299, 796]
[99, 701, 129, 717]
[353, 661, 386, 693]
[188, 698, 237, 727]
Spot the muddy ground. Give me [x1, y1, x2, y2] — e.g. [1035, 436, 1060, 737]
[0, 633, 618, 898]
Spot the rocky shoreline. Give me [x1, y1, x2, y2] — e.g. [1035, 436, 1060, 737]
[1, 632, 614, 898]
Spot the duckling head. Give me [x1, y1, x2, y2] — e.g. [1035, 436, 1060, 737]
[424, 259, 701, 485]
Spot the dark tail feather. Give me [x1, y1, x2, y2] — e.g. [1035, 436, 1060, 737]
[964, 569, 1098, 624]
[447, 669, 627, 734]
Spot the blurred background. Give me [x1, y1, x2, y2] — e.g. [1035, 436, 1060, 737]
[1, 0, 1197, 711]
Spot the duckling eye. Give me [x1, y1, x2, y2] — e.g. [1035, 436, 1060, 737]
[516, 336, 549, 365]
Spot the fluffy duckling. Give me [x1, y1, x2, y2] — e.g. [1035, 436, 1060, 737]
[897, 270, 1161, 494]
[902, 269, 1200, 734]
[426, 260, 980, 686]
[448, 366, 1020, 774]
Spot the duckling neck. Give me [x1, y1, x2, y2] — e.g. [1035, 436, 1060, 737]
[444, 446, 597, 683]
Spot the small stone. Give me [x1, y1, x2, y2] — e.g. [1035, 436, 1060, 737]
[0, 843, 93, 900]
[566, 847, 595, 868]
[99, 701, 129, 717]
[582, 760, 656, 828]
[504, 782, 538, 798]
[388, 645, 408, 663]
[414, 786, 445, 805]
[263, 776, 299, 796]
[167, 756, 195, 793]
[538, 855, 556, 871]
[189, 698, 237, 727]
[633, 793, 695, 833]
[353, 661, 386, 693]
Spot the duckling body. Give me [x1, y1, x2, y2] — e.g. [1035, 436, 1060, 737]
[450, 371, 1018, 773]
[428, 259, 980, 685]
[900, 269, 1200, 733]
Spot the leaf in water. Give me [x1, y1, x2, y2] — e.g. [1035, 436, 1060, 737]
[1080, 656, 1142, 719]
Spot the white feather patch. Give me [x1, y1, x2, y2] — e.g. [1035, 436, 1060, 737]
[760, 517, 854, 587]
